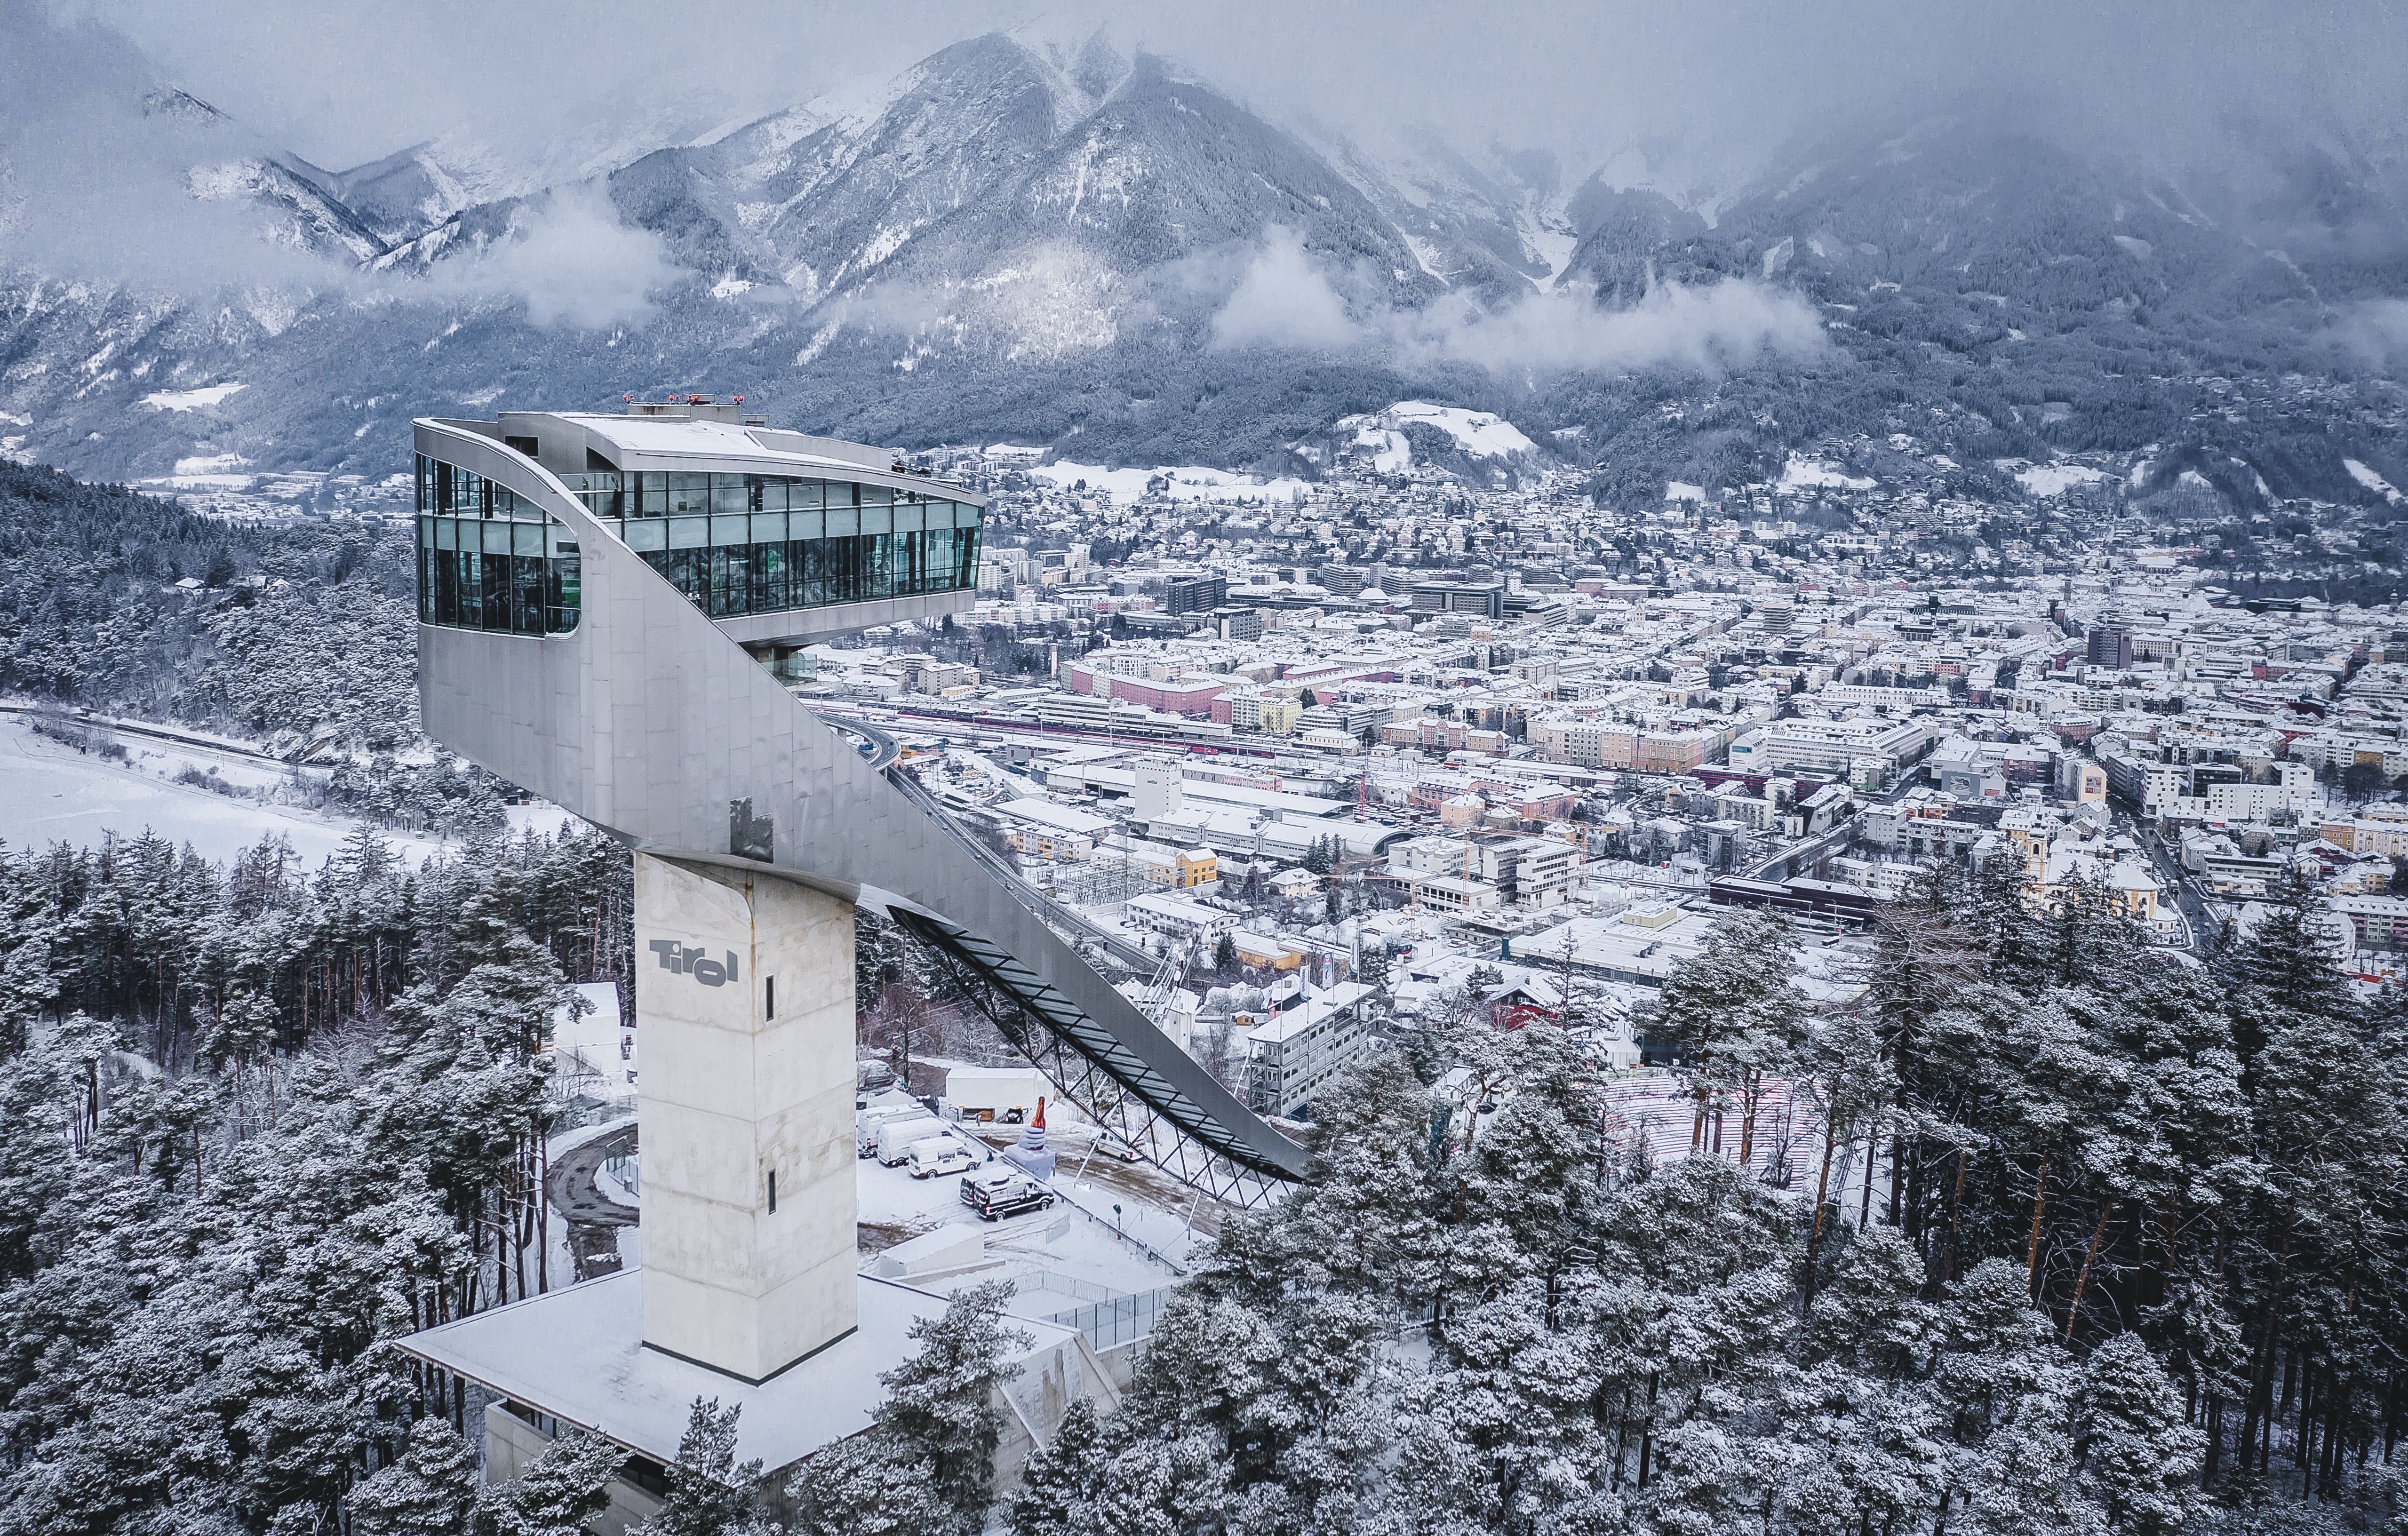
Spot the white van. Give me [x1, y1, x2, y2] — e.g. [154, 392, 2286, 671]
[871, 1114, 941, 1166]
[856, 1103, 926, 1157]
[906, 1138, 980, 1180]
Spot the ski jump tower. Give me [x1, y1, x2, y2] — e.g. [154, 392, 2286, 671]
[394, 402, 1304, 1513]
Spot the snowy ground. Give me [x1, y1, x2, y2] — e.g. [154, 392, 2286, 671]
[858, 1139, 1181, 1304]
[1028, 461, 1316, 505]
[0, 715, 448, 867]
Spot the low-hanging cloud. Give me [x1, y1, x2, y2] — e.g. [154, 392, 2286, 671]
[0, 6, 340, 291]
[421, 183, 681, 329]
[2328, 298, 2408, 374]
[1203, 227, 1830, 374]
[1207, 226, 1363, 350]
[1408, 279, 1832, 373]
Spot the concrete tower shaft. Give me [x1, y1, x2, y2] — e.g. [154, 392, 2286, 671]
[636, 857, 858, 1381]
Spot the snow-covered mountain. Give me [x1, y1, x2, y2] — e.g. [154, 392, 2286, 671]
[3, 8, 2405, 504]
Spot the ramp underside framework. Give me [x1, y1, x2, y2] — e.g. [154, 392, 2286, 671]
[412, 418, 1308, 1205]
[892, 908, 1283, 1208]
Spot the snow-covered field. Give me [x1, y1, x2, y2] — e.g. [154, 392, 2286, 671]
[2344, 457, 2405, 505]
[1776, 454, 1875, 493]
[1378, 401, 1537, 458]
[1029, 461, 1316, 505]
[141, 381, 247, 411]
[0, 715, 446, 867]
[2013, 461, 2110, 497]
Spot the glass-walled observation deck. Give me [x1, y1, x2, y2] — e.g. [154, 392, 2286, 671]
[415, 456, 983, 636]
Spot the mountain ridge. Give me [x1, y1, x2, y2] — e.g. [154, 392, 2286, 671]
[1, 12, 2403, 509]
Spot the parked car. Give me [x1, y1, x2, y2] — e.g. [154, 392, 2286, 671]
[959, 1167, 1056, 1222]
[1094, 1132, 1143, 1163]
[906, 1138, 980, 1180]
[857, 1059, 895, 1092]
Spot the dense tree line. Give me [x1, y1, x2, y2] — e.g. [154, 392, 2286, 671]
[993, 870, 2408, 1536]
[0, 464, 417, 743]
[0, 824, 634, 1533]
[0, 463, 507, 835]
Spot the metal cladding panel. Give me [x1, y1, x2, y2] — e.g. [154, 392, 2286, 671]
[412, 420, 1308, 1184]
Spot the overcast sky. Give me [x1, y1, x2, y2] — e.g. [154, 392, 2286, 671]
[45, 0, 2408, 182]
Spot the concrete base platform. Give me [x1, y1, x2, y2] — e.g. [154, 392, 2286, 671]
[396, 1272, 1113, 1533]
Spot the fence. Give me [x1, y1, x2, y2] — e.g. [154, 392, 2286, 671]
[1043, 1285, 1177, 1351]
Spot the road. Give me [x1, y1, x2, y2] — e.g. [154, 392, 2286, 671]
[2136, 822, 2213, 950]
[546, 1120, 638, 1281]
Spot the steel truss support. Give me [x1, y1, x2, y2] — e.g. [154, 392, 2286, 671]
[895, 908, 1292, 1211]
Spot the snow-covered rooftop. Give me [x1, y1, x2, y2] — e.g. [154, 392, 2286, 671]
[394, 1271, 1085, 1471]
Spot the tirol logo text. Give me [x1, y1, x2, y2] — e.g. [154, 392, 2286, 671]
[649, 939, 741, 987]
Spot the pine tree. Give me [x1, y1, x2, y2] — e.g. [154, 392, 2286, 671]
[351, 1417, 478, 1536]
[636, 1399, 779, 1536]
[2073, 1333, 2204, 1536]
[1007, 1398, 1112, 1536]
[787, 1281, 1029, 1536]
[478, 1430, 628, 1536]
[1645, 910, 1805, 1159]
[2228, 869, 2349, 1026]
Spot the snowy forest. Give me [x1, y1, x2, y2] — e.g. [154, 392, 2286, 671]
[0, 807, 2402, 1535]
[0, 464, 503, 836]
[0, 823, 633, 1533]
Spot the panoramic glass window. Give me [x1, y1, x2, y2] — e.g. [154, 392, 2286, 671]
[416, 455, 982, 633]
[414, 454, 581, 635]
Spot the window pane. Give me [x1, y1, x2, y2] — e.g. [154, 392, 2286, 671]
[513, 523, 544, 557]
[454, 551, 478, 627]
[668, 472, 708, 514]
[711, 545, 748, 617]
[625, 518, 667, 553]
[789, 509, 824, 540]
[710, 514, 750, 547]
[667, 548, 702, 601]
[788, 479, 822, 511]
[548, 554, 581, 634]
[826, 507, 858, 538]
[513, 554, 545, 635]
[859, 506, 892, 535]
[752, 510, 786, 543]
[483, 552, 514, 630]
[638, 471, 668, 516]
[891, 504, 923, 533]
[867, 533, 892, 599]
[751, 542, 787, 612]
[711, 476, 748, 516]
[859, 485, 891, 509]
[757, 478, 786, 512]
[668, 516, 708, 549]
[794, 540, 822, 606]
[484, 522, 514, 556]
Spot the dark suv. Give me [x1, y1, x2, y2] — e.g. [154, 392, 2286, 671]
[959, 1168, 1057, 1222]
